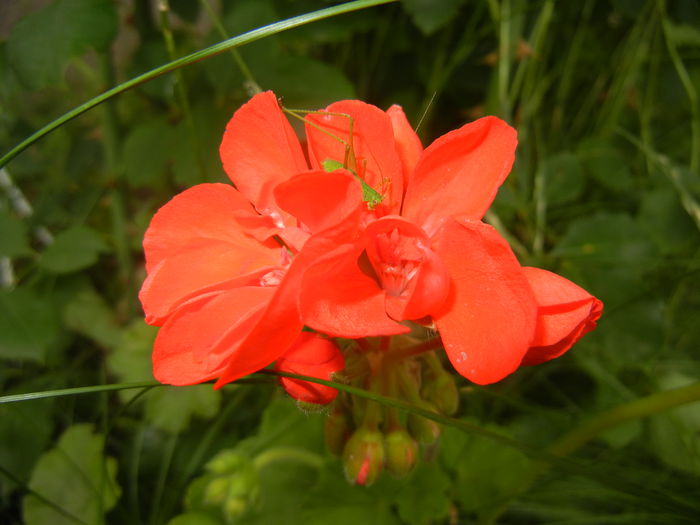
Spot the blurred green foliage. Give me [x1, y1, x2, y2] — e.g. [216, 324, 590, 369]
[1, 0, 700, 523]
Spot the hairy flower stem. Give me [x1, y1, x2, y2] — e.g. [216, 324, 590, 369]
[386, 337, 444, 362]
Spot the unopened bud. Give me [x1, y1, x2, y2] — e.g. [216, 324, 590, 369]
[275, 333, 344, 405]
[423, 372, 459, 416]
[384, 428, 418, 478]
[342, 427, 385, 486]
[407, 400, 442, 444]
[199, 454, 259, 520]
[325, 403, 353, 456]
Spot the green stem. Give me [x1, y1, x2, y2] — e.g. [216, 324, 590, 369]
[0, 0, 398, 169]
[386, 336, 443, 362]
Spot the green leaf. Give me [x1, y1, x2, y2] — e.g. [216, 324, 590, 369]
[256, 55, 356, 108]
[167, 512, 223, 525]
[121, 118, 176, 187]
[394, 462, 451, 525]
[543, 152, 585, 206]
[576, 139, 635, 192]
[0, 211, 31, 257]
[63, 284, 122, 349]
[401, 0, 466, 35]
[638, 186, 699, 255]
[7, 0, 118, 89]
[552, 212, 659, 306]
[245, 397, 326, 453]
[39, 225, 108, 274]
[0, 287, 60, 361]
[106, 320, 157, 402]
[300, 469, 400, 525]
[146, 386, 222, 434]
[22, 424, 121, 525]
[0, 397, 53, 492]
[450, 422, 532, 515]
[553, 212, 658, 266]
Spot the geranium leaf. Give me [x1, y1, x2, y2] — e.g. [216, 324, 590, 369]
[7, 0, 117, 89]
[39, 226, 108, 274]
[22, 424, 121, 525]
[0, 287, 60, 362]
[0, 211, 31, 257]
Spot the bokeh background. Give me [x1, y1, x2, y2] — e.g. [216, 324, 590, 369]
[1, 0, 700, 524]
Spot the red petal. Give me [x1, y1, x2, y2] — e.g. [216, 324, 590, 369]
[386, 104, 422, 193]
[219, 91, 308, 213]
[300, 241, 409, 337]
[403, 117, 517, 235]
[143, 183, 278, 273]
[152, 286, 275, 385]
[521, 267, 603, 365]
[305, 100, 404, 214]
[274, 169, 364, 234]
[433, 219, 537, 384]
[275, 332, 344, 404]
[139, 184, 282, 324]
[140, 251, 276, 326]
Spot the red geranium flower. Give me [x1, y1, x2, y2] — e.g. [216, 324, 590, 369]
[140, 90, 602, 392]
[292, 100, 602, 384]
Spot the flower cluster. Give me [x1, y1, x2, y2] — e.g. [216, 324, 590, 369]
[139, 91, 602, 482]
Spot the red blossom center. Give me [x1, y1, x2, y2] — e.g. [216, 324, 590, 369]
[363, 216, 450, 321]
[369, 228, 424, 298]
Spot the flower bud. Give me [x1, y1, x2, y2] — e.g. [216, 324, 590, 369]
[384, 428, 418, 478]
[325, 403, 354, 456]
[342, 427, 385, 486]
[275, 333, 344, 405]
[407, 400, 442, 445]
[423, 372, 460, 416]
[189, 451, 260, 521]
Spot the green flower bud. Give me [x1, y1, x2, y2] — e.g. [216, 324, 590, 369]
[325, 403, 354, 456]
[423, 372, 460, 416]
[188, 450, 260, 521]
[384, 428, 418, 478]
[407, 400, 442, 445]
[342, 427, 385, 486]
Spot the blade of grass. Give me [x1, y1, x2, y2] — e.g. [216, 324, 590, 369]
[0, 381, 161, 404]
[660, 3, 700, 173]
[0, 0, 398, 169]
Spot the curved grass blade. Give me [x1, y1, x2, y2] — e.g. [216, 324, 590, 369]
[0, 0, 397, 169]
[0, 381, 160, 404]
